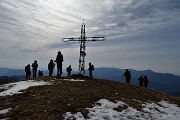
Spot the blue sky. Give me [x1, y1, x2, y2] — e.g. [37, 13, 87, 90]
[0, 0, 180, 75]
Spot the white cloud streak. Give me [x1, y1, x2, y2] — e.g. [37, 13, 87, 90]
[0, 0, 180, 75]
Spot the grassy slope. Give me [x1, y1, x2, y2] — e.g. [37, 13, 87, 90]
[0, 76, 180, 119]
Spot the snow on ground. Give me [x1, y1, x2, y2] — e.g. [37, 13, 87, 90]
[0, 80, 51, 96]
[54, 78, 85, 82]
[62, 79, 85, 82]
[0, 79, 85, 97]
[64, 99, 180, 120]
[0, 108, 11, 115]
[143, 101, 180, 120]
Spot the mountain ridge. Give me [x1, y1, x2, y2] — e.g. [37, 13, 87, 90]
[93, 67, 180, 96]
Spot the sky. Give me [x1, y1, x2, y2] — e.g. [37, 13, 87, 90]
[0, 0, 180, 75]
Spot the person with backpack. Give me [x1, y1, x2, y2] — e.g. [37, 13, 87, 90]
[32, 60, 38, 78]
[66, 65, 72, 77]
[138, 75, 144, 87]
[122, 69, 131, 83]
[88, 62, 94, 79]
[48, 59, 55, 76]
[144, 76, 149, 88]
[25, 64, 31, 79]
[55, 51, 63, 77]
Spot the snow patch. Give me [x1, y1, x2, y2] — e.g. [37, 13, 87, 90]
[61, 79, 85, 82]
[0, 108, 11, 114]
[0, 80, 51, 96]
[64, 99, 180, 120]
[68, 79, 85, 82]
[143, 101, 180, 120]
[54, 78, 85, 82]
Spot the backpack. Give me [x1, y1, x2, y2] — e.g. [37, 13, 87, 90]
[91, 65, 94, 71]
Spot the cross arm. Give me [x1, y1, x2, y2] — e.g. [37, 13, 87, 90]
[61, 37, 81, 42]
[62, 37, 106, 42]
[85, 37, 106, 41]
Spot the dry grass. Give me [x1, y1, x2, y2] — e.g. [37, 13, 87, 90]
[0, 77, 179, 119]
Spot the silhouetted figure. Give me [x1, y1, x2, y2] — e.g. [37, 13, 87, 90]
[66, 65, 72, 76]
[138, 75, 144, 87]
[122, 69, 131, 83]
[38, 70, 43, 77]
[88, 62, 94, 79]
[55, 51, 63, 77]
[144, 76, 149, 88]
[38, 70, 40, 77]
[32, 60, 38, 78]
[41, 71, 43, 76]
[48, 59, 55, 76]
[25, 64, 31, 79]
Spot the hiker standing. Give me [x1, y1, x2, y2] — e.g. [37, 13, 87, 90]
[48, 59, 55, 76]
[55, 51, 63, 77]
[138, 75, 144, 87]
[88, 62, 94, 79]
[122, 69, 131, 83]
[25, 64, 31, 79]
[144, 76, 149, 88]
[32, 60, 38, 78]
[66, 65, 72, 77]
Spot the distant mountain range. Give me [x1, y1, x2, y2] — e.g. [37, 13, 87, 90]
[0, 68, 25, 84]
[0, 67, 180, 96]
[0, 68, 25, 76]
[92, 68, 180, 96]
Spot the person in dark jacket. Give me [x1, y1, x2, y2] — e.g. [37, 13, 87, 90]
[55, 51, 63, 77]
[25, 64, 31, 79]
[48, 59, 55, 76]
[88, 62, 94, 79]
[122, 69, 131, 83]
[138, 75, 144, 87]
[66, 65, 72, 77]
[32, 60, 38, 78]
[144, 76, 149, 88]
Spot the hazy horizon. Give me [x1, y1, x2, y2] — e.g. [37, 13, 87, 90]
[0, 66, 180, 76]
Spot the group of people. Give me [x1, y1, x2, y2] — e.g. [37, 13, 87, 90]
[25, 51, 95, 79]
[25, 60, 38, 78]
[122, 69, 149, 88]
[25, 51, 149, 88]
[138, 75, 149, 88]
[25, 51, 64, 78]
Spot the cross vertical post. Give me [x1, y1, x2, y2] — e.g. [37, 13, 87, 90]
[79, 22, 86, 75]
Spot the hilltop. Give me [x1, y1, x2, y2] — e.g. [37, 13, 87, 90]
[0, 77, 180, 119]
[1, 67, 180, 96]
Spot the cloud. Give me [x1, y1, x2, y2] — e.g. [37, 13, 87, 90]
[0, 0, 180, 75]
[85, 0, 180, 37]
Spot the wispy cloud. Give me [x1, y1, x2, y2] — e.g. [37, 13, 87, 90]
[0, 0, 180, 75]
